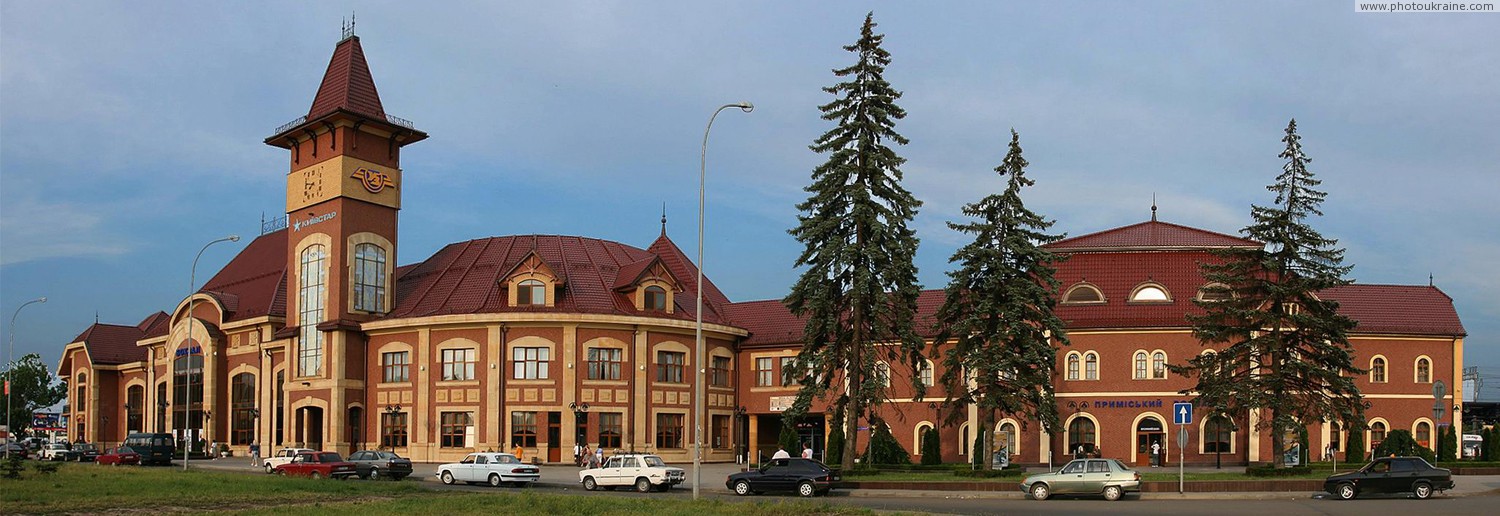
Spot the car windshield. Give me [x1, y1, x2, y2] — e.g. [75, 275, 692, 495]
[644, 456, 666, 467]
[321, 453, 343, 462]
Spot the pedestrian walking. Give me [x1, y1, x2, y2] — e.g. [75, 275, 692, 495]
[593, 446, 603, 468]
[250, 442, 261, 467]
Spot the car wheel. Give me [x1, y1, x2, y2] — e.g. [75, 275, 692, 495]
[310, 471, 322, 479]
[583, 476, 598, 491]
[1413, 482, 1432, 500]
[733, 480, 752, 496]
[635, 477, 652, 493]
[1104, 485, 1123, 501]
[1030, 483, 1051, 501]
[489, 474, 503, 487]
[368, 468, 380, 480]
[798, 481, 816, 497]
[265, 464, 274, 474]
[441, 471, 455, 485]
[1336, 482, 1357, 500]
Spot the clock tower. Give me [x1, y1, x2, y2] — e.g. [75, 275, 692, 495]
[264, 32, 426, 453]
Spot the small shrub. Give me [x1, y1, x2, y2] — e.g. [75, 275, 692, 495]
[920, 427, 942, 465]
[1346, 431, 1365, 463]
[1, 455, 25, 479]
[32, 461, 61, 475]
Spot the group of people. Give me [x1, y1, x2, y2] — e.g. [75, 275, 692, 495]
[771, 442, 815, 460]
[572, 442, 605, 468]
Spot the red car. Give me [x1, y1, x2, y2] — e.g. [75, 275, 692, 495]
[97, 446, 141, 466]
[273, 451, 358, 479]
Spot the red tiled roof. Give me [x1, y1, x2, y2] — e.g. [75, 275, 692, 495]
[387, 234, 735, 325]
[69, 312, 166, 365]
[200, 230, 288, 322]
[1051, 249, 1221, 329]
[729, 290, 948, 347]
[307, 36, 385, 120]
[1322, 284, 1466, 336]
[1047, 220, 1259, 251]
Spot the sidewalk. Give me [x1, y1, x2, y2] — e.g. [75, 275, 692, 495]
[187, 457, 1500, 500]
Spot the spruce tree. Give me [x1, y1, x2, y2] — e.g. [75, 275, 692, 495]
[784, 12, 925, 471]
[1179, 119, 1362, 468]
[932, 130, 1067, 470]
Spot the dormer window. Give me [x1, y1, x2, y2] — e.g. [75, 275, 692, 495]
[1197, 283, 1232, 302]
[644, 286, 667, 311]
[1062, 283, 1105, 304]
[1129, 282, 1172, 303]
[517, 279, 546, 306]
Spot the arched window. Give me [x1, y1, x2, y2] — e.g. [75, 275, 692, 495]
[126, 385, 145, 433]
[918, 360, 934, 387]
[1203, 414, 1233, 453]
[999, 421, 1019, 456]
[644, 286, 667, 311]
[1084, 352, 1099, 380]
[1134, 352, 1148, 380]
[1066, 353, 1080, 381]
[1370, 421, 1388, 448]
[916, 423, 935, 455]
[1370, 356, 1387, 383]
[1415, 421, 1431, 448]
[1152, 351, 1167, 379]
[1063, 283, 1105, 304]
[172, 354, 204, 431]
[1129, 283, 1172, 302]
[959, 423, 971, 456]
[518, 279, 546, 306]
[352, 243, 387, 312]
[874, 361, 890, 387]
[1068, 418, 1096, 455]
[298, 244, 327, 377]
[1197, 283, 1233, 302]
[1415, 357, 1431, 383]
[231, 373, 255, 445]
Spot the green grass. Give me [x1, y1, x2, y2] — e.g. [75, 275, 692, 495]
[1, 463, 878, 515]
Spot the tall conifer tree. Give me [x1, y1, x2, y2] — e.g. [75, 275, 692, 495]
[1179, 119, 1362, 468]
[784, 12, 925, 471]
[933, 130, 1067, 470]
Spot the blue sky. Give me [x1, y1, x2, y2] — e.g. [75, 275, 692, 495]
[3, 2, 1497, 396]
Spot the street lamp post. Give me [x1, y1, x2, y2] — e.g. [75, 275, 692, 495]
[183, 235, 240, 472]
[694, 101, 752, 500]
[6, 296, 46, 458]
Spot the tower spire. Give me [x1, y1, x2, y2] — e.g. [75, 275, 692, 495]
[661, 202, 667, 236]
[1151, 193, 1158, 222]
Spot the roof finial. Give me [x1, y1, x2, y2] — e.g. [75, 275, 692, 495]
[95, 311, 99, 324]
[341, 12, 356, 41]
[1151, 193, 1158, 222]
[1430, 273, 1434, 287]
[661, 202, 667, 236]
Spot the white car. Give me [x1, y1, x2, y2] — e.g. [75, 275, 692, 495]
[437, 452, 540, 487]
[579, 453, 686, 492]
[41, 443, 71, 461]
[262, 447, 317, 473]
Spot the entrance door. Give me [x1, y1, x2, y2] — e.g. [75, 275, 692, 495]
[1136, 417, 1164, 466]
[547, 412, 562, 463]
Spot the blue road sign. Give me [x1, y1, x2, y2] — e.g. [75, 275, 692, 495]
[1173, 402, 1193, 425]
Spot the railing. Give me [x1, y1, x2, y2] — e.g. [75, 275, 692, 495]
[273, 112, 414, 135]
[273, 116, 308, 136]
[385, 113, 415, 129]
[262, 215, 288, 235]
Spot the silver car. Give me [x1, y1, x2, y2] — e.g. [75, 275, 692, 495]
[1020, 458, 1141, 501]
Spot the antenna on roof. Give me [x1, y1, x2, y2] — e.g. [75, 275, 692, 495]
[1151, 193, 1158, 222]
[341, 12, 356, 41]
[661, 202, 667, 236]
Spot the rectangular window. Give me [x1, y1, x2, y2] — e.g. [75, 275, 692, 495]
[780, 357, 797, 387]
[655, 413, 684, 449]
[440, 348, 476, 381]
[381, 412, 409, 448]
[712, 415, 730, 449]
[586, 347, 622, 380]
[439, 412, 472, 448]
[599, 413, 623, 448]
[755, 357, 774, 387]
[353, 243, 387, 312]
[511, 411, 538, 447]
[513, 347, 551, 380]
[382, 351, 410, 383]
[657, 351, 685, 383]
[298, 245, 327, 377]
[711, 356, 731, 387]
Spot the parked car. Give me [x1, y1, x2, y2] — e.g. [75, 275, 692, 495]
[68, 442, 101, 462]
[436, 452, 540, 487]
[726, 457, 840, 497]
[1021, 458, 1141, 501]
[579, 453, 686, 492]
[97, 446, 141, 466]
[41, 443, 71, 461]
[1324, 456, 1454, 500]
[273, 451, 358, 479]
[123, 433, 175, 466]
[263, 447, 317, 473]
[347, 450, 413, 480]
[1, 443, 28, 459]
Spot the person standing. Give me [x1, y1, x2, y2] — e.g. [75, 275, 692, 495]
[772, 445, 791, 460]
[249, 442, 261, 467]
[801, 443, 813, 460]
[512, 441, 524, 461]
[1150, 441, 1161, 467]
[593, 446, 603, 468]
[574, 442, 583, 466]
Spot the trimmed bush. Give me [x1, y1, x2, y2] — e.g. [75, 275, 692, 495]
[862, 422, 911, 465]
[971, 424, 987, 469]
[778, 424, 800, 458]
[1372, 429, 1434, 463]
[1439, 425, 1457, 463]
[1347, 431, 1365, 463]
[920, 426, 942, 465]
[826, 422, 845, 466]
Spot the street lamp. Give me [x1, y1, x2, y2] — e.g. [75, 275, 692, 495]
[6, 296, 46, 459]
[183, 235, 240, 472]
[733, 405, 747, 466]
[694, 101, 752, 501]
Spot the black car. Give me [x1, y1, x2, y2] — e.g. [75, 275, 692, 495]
[68, 442, 102, 462]
[1324, 456, 1454, 500]
[726, 458, 840, 497]
[346, 450, 413, 480]
[1, 443, 28, 459]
